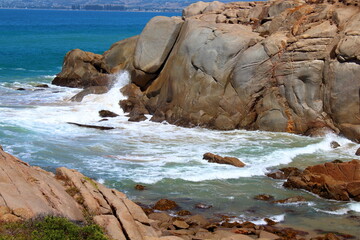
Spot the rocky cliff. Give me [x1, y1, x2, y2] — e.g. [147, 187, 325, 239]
[54, 0, 360, 142]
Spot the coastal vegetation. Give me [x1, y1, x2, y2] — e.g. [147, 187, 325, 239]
[0, 216, 108, 240]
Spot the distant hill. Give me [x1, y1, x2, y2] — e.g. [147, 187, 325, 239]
[0, 0, 253, 11]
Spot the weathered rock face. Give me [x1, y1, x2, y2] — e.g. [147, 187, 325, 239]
[53, 49, 110, 88]
[0, 148, 158, 240]
[284, 160, 360, 201]
[53, 0, 360, 141]
[0, 149, 84, 222]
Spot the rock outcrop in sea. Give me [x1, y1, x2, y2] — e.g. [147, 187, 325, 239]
[53, 0, 360, 142]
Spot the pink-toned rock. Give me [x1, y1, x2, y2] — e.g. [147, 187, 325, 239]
[284, 160, 360, 201]
[93, 215, 127, 240]
[0, 149, 84, 221]
[0, 213, 22, 223]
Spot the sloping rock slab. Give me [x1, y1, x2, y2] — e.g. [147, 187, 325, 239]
[0, 149, 84, 221]
[284, 160, 360, 201]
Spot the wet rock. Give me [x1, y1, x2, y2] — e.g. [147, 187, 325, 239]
[264, 218, 277, 226]
[135, 184, 146, 191]
[195, 203, 213, 209]
[331, 159, 343, 163]
[203, 153, 245, 168]
[284, 160, 360, 201]
[267, 167, 301, 179]
[67, 122, 115, 130]
[330, 141, 340, 149]
[16, 88, 25, 91]
[35, 84, 49, 88]
[128, 114, 147, 122]
[70, 86, 109, 102]
[254, 194, 274, 201]
[153, 199, 179, 211]
[259, 230, 280, 239]
[272, 196, 306, 204]
[356, 147, 360, 156]
[176, 210, 192, 216]
[99, 110, 119, 118]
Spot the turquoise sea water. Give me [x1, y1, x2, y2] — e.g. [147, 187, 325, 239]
[0, 9, 360, 237]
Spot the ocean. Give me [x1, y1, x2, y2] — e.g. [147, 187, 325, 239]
[0, 9, 359, 236]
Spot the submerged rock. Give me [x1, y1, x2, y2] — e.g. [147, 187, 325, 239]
[203, 153, 245, 168]
[153, 199, 179, 211]
[254, 194, 274, 201]
[330, 141, 341, 149]
[70, 86, 109, 102]
[272, 196, 306, 204]
[356, 147, 360, 156]
[67, 122, 115, 130]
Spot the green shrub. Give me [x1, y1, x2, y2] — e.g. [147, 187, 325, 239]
[0, 216, 109, 240]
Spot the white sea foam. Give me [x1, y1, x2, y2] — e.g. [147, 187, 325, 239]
[314, 202, 360, 215]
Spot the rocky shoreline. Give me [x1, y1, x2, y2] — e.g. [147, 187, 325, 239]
[53, 0, 360, 142]
[0, 147, 358, 239]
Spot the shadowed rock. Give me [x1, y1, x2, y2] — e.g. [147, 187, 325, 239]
[67, 122, 115, 130]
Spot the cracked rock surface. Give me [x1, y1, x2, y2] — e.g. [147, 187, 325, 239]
[53, 0, 360, 141]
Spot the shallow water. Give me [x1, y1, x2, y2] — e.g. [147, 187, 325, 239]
[0, 9, 359, 237]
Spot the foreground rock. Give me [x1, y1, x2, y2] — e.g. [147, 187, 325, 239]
[53, 0, 360, 142]
[284, 160, 360, 201]
[203, 152, 245, 167]
[0, 148, 355, 239]
[0, 148, 157, 240]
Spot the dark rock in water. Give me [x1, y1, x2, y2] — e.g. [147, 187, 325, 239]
[254, 194, 274, 201]
[266, 171, 286, 179]
[67, 122, 114, 130]
[272, 196, 306, 204]
[177, 210, 192, 216]
[35, 84, 49, 88]
[195, 203, 212, 209]
[356, 147, 360, 156]
[331, 159, 343, 163]
[203, 153, 245, 168]
[134, 184, 146, 191]
[264, 218, 277, 226]
[99, 110, 119, 118]
[70, 86, 109, 102]
[153, 199, 178, 211]
[267, 167, 301, 179]
[128, 114, 147, 122]
[16, 88, 26, 91]
[284, 160, 360, 201]
[330, 141, 341, 149]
